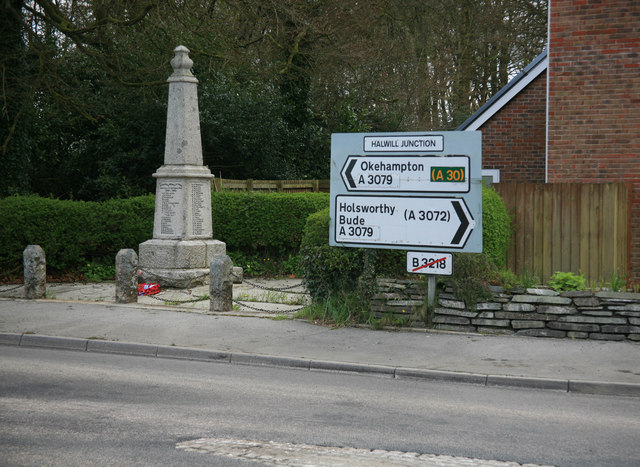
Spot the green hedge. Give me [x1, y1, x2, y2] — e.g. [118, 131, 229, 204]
[0, 188, 506, 278]
[211, 192, 329, 254]
[0, 192, 329, 275]
[0, 195, 155, 274]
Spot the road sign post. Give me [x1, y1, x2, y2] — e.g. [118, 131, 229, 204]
[330, 131, 482, 253]
[330, 131, 481, 314]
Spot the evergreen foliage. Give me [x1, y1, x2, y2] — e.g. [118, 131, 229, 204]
[0, 192, 328, 276]
[549, 271, 586, 292]
[211, 192, 328, 255]
[0, 195, 154, 274]
[482, 185, 512, 268]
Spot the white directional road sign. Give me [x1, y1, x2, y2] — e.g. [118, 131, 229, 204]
[407, 252, 453, 276]
[330, 131, 482, 253]
[340, 155, 469, 192]
[335, 195, 475, 249]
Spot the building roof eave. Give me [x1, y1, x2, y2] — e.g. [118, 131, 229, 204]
[458, 50, 548, 131]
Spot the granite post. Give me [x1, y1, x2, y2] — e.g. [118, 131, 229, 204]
[23, 245, 46, 299]
[116, 249, 138, 303]
[210, 255, 233, 312]
[139, 45, 225, 288]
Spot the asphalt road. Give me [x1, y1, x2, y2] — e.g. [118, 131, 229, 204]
[1, 346, 639, 466]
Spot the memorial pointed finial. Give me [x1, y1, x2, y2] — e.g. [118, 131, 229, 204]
[168, 45, 197, 83]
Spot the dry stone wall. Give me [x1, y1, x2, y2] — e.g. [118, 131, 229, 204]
[371, 279, 640, 342]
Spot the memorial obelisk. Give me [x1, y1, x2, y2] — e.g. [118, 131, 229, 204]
[139, 45, 225, 287]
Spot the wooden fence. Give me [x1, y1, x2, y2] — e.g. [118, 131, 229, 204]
[494, 183, 630, 285]
[213, 178, 330, 193]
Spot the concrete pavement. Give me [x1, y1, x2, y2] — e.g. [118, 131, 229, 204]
[1, 280, 639, 397]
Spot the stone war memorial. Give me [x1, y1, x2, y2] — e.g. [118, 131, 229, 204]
[139, 45, 226, 288]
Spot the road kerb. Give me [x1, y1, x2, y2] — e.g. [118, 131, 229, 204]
[231, 353, 311, 369]
[87, 340, 158, 357]
[2, 332, 640, 397]
[0, 332, 22, 346]
[395, 367, 488, 385]
[310, 360, 396, 377]
[487, 375, 569, 392]
[20, 334, 88, 351]
[569, 380, 640, 397]
[157, 346, 231, 363]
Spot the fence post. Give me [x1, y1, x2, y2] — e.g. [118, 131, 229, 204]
[23, 245, 46, 299]
[116, 249, 139, 303]
[210, 254, 233, 312]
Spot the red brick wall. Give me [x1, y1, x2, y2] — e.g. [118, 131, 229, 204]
[479, 73, 547, 182]
[547, 0, 640, 282]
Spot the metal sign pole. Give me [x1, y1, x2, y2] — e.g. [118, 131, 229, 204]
[427, 275, 436, 311]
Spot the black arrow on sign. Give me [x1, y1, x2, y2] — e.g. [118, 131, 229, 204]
[344, 158, 357, 189]
[451, 200, 471, 245]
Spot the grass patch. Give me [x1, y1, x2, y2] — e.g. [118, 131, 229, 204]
[294, 292, 372, 327]
[268, 315, 293, 321]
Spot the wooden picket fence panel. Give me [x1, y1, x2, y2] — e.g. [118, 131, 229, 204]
[213, 178, 330, 193]
[494, 183, 630, 285]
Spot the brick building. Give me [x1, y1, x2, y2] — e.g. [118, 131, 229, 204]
[459, 0, 640, 282]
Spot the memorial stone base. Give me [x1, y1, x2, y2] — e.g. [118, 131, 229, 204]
[139, 239, 226, 288]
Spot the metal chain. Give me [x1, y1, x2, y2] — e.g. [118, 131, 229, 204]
[142, 291, 305, 314]
[143, 293, 209, 304]
[0, 283, 24, 293]
[137, 267, 210, 282]
[232, 299, 306, 314]
[138, 268, 305, 294]
[135, 267, 211, 304]
[233, 273, 307, 294]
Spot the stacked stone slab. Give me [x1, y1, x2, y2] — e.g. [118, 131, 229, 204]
[139, 46, 225, 287]
[370, 279, 426, 322]
[372, 278, 640, 341]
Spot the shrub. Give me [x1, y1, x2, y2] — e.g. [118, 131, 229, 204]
[299, 206, 331, 249]
[450, 253, 498, 308]
[211, 191, 328, 255]
[299, 208, 365, 300]
[549, 271, 586, 292]
[482, 185, 511, 268]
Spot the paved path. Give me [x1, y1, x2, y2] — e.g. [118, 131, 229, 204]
[1, 280, 639, 397]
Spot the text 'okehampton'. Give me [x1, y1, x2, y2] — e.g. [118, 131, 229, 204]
[360, 160, 424, 173]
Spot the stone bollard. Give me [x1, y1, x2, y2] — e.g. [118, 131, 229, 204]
[210, 254, 233, 312]
[116, 249, 139, 304]
[23, 245, 46, 299]
[232, 266, 243, 284]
